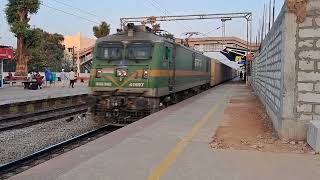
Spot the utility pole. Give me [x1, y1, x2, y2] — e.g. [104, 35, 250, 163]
[221, 18, 232, 47]
[72, 46, 75, 69]
[272, 0, 276, 24]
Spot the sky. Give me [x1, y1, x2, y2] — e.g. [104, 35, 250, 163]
[0, 0, 284, 68]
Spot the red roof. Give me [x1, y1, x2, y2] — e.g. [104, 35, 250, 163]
[0, 47, 14, 60]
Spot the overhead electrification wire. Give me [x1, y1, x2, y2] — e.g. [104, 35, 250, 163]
[201, 26, 222, 37]
[44, 0, 117, 26]
[151, 0, 193, 30]
[145, 0, 193, 32]
[41, 3, 100, 24]
[144, 0, 222, 39]
[51, 0, 100, 19]
[184, 7, 218, 36]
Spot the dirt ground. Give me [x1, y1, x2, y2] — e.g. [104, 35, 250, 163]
[209, 85, 316, 154]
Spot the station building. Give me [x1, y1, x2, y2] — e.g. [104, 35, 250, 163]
[62, 32, 96, 73]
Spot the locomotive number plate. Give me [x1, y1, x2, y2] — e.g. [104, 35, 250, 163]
[96, 82, 112, 87]
[102, 68, 114, 74]
[129, 82, 145, 88]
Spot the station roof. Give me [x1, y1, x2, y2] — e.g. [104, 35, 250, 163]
[220, 46, 251, 62]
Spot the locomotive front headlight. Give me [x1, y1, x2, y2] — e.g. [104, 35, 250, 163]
[123, 70, 127, 77]
[96, 69, 102, 78]
[143, 69, 149, 79]
[116, 69, 122, 77]
[116, 69, 128, 77]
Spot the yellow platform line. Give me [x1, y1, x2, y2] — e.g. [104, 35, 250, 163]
[147, 104, 218, 180]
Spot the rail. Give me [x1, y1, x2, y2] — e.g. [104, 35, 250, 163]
[0, 104, 88, 131]
[0, 124, 121, 178]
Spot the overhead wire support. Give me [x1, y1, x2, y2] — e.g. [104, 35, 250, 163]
[121, 12, 253, 52]
[121, 12, 252, 27]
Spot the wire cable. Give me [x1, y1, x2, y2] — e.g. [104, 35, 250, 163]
[41, 3, 99, 24]
[144, 0, 223, 39]
[145, 0, 193, 31]
[51, 0, 100, 18]
[44, 0, 117, 27]
[150, 0, 194, 30]
[201, 26, 222, 37]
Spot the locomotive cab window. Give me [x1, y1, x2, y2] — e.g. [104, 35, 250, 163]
[103, 47, 121, 59]
[98, 43, 123, 60]
[127, 43, 152, 60]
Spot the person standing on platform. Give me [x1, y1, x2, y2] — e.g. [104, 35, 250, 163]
[240, 71, 243, 79]
[45, 68, 53, 85]
[68, 69, 76, 88]
[60, 69, 68, 87]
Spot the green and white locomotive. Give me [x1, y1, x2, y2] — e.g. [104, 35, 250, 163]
[89, 24, 233, 124]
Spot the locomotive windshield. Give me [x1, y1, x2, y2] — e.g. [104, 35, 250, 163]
[98, 43, 123, 60]
[127, 43, 152, 60]
[103, 47, 121, 59]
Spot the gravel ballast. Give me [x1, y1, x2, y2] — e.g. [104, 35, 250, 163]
[0, 115, 100, 165]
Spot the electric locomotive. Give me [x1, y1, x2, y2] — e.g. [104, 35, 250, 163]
[88, 24, 213, 124]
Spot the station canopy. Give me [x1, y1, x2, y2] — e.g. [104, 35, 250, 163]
[220, 46, 253, 64]
[0, 46, 14, 60]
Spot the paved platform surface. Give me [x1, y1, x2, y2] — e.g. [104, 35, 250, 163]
[9, 81, 320, 180]
[0, 83, 89, 105]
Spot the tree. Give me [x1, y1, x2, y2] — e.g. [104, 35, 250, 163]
[26, 28, 65, 72]
[5, 0, 40, 76]
[163, 33, 175, 39]
[93, 21, 110, 38]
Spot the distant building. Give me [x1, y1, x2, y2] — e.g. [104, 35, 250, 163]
[175, 37, 259, 52]
[63, 32, 96, 73]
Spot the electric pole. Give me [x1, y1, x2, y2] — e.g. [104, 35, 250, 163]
[72, 46, 75, 69]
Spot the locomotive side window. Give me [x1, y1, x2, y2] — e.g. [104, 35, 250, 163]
[128, 43, 152, 60]
[192, 54, 204, 71]
[165, 47, 170, 60]
[192, 53, 196, 70]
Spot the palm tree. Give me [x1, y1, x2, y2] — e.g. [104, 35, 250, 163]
[93, 21, 110, 38]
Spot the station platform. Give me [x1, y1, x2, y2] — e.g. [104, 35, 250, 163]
[9, 80, 320, 180]
[0, 83, 89, 105]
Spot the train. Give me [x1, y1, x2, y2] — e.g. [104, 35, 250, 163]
[88, 24, 237, 124]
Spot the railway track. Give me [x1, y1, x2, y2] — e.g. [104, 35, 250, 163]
[0, 105, 88, 132]
[0, 124, 121, 179]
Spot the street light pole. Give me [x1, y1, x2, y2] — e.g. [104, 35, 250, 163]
[72, 46, 75, 68]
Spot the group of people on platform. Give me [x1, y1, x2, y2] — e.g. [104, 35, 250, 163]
[27, 71, 43, 90]
[59, 69, 76, 88]
[26, 68, 76, 90]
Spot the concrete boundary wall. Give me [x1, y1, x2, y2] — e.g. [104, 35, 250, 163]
[251, 0, 320, 140]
